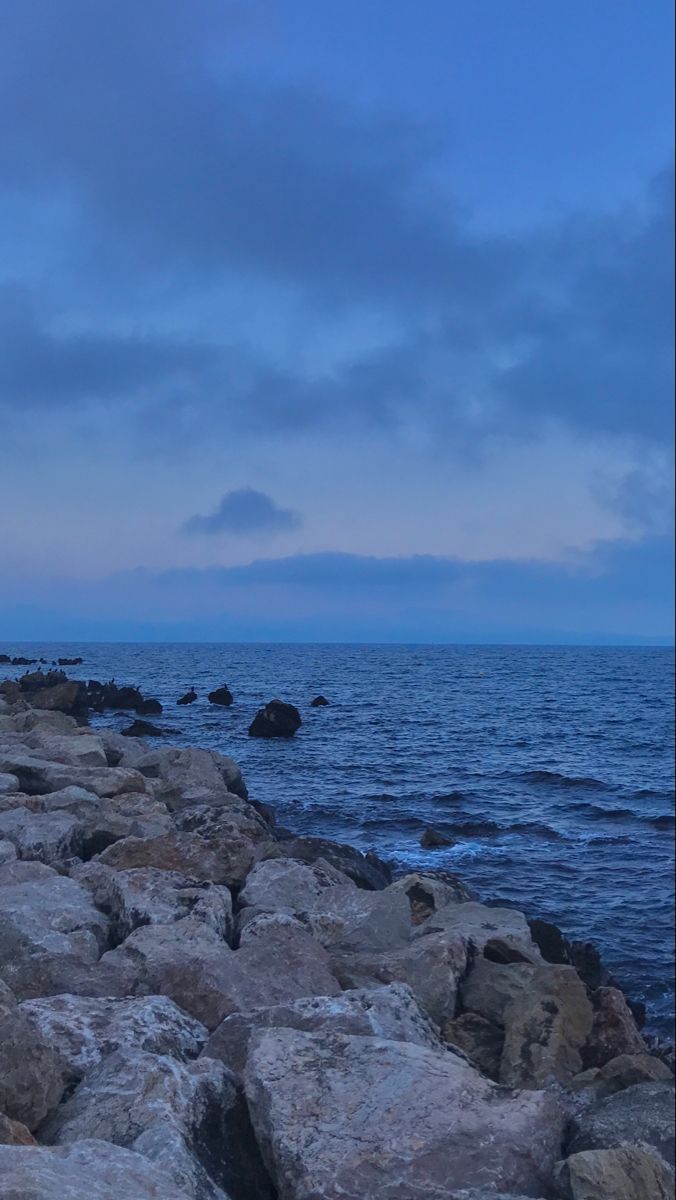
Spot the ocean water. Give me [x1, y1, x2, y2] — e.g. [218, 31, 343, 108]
[3, 642, 674, 1034]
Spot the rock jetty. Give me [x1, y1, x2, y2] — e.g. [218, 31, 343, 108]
[0, 686, 673, 1200]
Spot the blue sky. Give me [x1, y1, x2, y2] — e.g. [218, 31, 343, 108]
[0, 0, 673, 642]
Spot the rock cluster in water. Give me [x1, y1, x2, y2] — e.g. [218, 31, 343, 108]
[0, 682, 673, 1200]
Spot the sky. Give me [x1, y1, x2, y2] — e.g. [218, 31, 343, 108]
[0, 0, 673, 643]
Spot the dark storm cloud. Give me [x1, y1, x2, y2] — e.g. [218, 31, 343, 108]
[0, 0, 672, 445]
[184, 488, 302, 536]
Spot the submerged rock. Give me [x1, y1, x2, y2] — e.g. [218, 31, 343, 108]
[207, 685, 234, 706]
[420, 827, 455, 849]
[176, 689, 198, 706]
[121, 719, 165, 738]
[248, 700, 301, 738]
[310, 695, 330, 706]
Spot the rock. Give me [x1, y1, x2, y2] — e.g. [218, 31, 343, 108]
[554, 1146, 675, 1200]
[98, 814, 268, 888]
[177, 688, 198, 705]
[414, 900, 543, 964]
[86, 680, 150, 714]
[310, 695, 329, 706]
[23, 730, 108, 768]
[0, 869, 109, 968]
[441, 1012, 505, 1080]
[0, 773, 18, 794]
[239, 856, 354, 913]
[461, 959, 535, 1026]
[0, 751, 146, 797]
[0, 1139, 189, 1199]
[41, 1046, 275, 1200]
[0, 839, 16, 864]
[121, 719, 165, 738]
[0, 807, 85, 864]
[245, 1028, 566, 1199]
[138, 697, 163, 715]
[331, 928, 467, 1025]
[73, 861, 234, 944]
[14, 672, 89, 721]
[499, 964, 594, 1088]
[567, 1082, 676, 1166]
[102, 917, 340, 1030]
[19, 994, 208, 1083]
[305, 883, 412, 954]
[0, 987, 66, 1129]
[594, 1052, 674, 1097]
[584, 986, 647, 1067]
[388, 871, 474, 923]
[203, 983, 442, 1074]
[248, 699, 301, 738]
[420, 827, 455, 848]
[58, 657, 84, 666]
[274, 834, 392, 889]
[0, 1114, 36, 1145]
[133, 744, 248, 802]
[207, 685, 234, 706]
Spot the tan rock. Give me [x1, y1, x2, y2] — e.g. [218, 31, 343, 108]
[554, 1145, 674, 1200]
[500, 964, 594, 1088]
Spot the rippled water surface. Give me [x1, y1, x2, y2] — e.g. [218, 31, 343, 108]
[4, 642, 674, 1033]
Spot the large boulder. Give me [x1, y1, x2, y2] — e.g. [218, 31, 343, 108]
[594, 1052, 674, 1098]
[101, 917, 340, 1030]
[273, 834, 392, 890]
[73, 861, 234, 944]
[97, 820, 265, 889]
[460, 958, 535, 1025]
[0, 984, 66, 1130]
[203, 983, 442, 1074]
[19, 994, 208, 1083]
[583, 986, 647, 1067]
[305, 883, 412, 954]
[414, 900, 543, 964]
[39, 1048, 248, 1200]
[248, 700, 301, 739]
[134, 745, 247, 802]
[239, 856, 353, 913]
[567, 1082, 676, 1166]
[0, 1140, 189, 1198]
[387, 871, 474, 924]
[0, 807, 85, 864]
[245, 1028, 566, 1199]
[441, 1012, 505, 1081]
[499, 964, 594, 1088]
[330, 929, 468, 1025]
[22, 730, 108, 768]
[0, 751, 146, 798]
[554, 1146, 675, 1200]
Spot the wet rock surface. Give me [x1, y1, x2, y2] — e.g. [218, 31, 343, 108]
[0, 687, 671, 1200]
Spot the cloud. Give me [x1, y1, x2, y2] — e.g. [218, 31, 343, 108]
[0, 538, 672, 643]
[184, 488, 302, 536]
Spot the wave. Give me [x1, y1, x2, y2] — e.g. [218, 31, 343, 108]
[648, 813, 675, 830]
[519, 769, 608, 790]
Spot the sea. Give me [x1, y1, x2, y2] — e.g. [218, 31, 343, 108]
[2, 642, 674, 1035]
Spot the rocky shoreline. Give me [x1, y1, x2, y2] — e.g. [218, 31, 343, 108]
[0, 679, 674, 1199]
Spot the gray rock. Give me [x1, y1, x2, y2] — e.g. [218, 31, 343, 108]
[305, 883, 412, 953]
[387, 872, 474, 924]
[0, 1139, 188, 1199]
[239, 856, 353, 912]
[594, 1052, 674, 1097]
[269, 835, 392, 890]
[554, 1145, 675, 1199]
[22, 730, 108, 768]
[40, 1048, 240, 1200]
[245, 1028, 566, 1199]
[203, 983, 442, 1073]
[0, 988, 66, 1129]
[0, 870, 109, 966]
[0, 807, 85, 863]
[584, 986, 648, 1067]
[133, 744, 248, 803]
[499, 964, 594, 1088]
[442, 1012, 505, 1080]
[19, 994, 208, 1083]
[461, 959, 535, 1025]
[0, 752, 146, 797]
[102, 917, 340, 1030]
[332, 928, 468, 1024]
[415, 900, 542, 963]
[73, 861, 234, 944]
[98, 804, 270, 886]
[0, 839, 16, 864]
[0, 773, 18, 795]
[567, 1082, 676, 1166]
